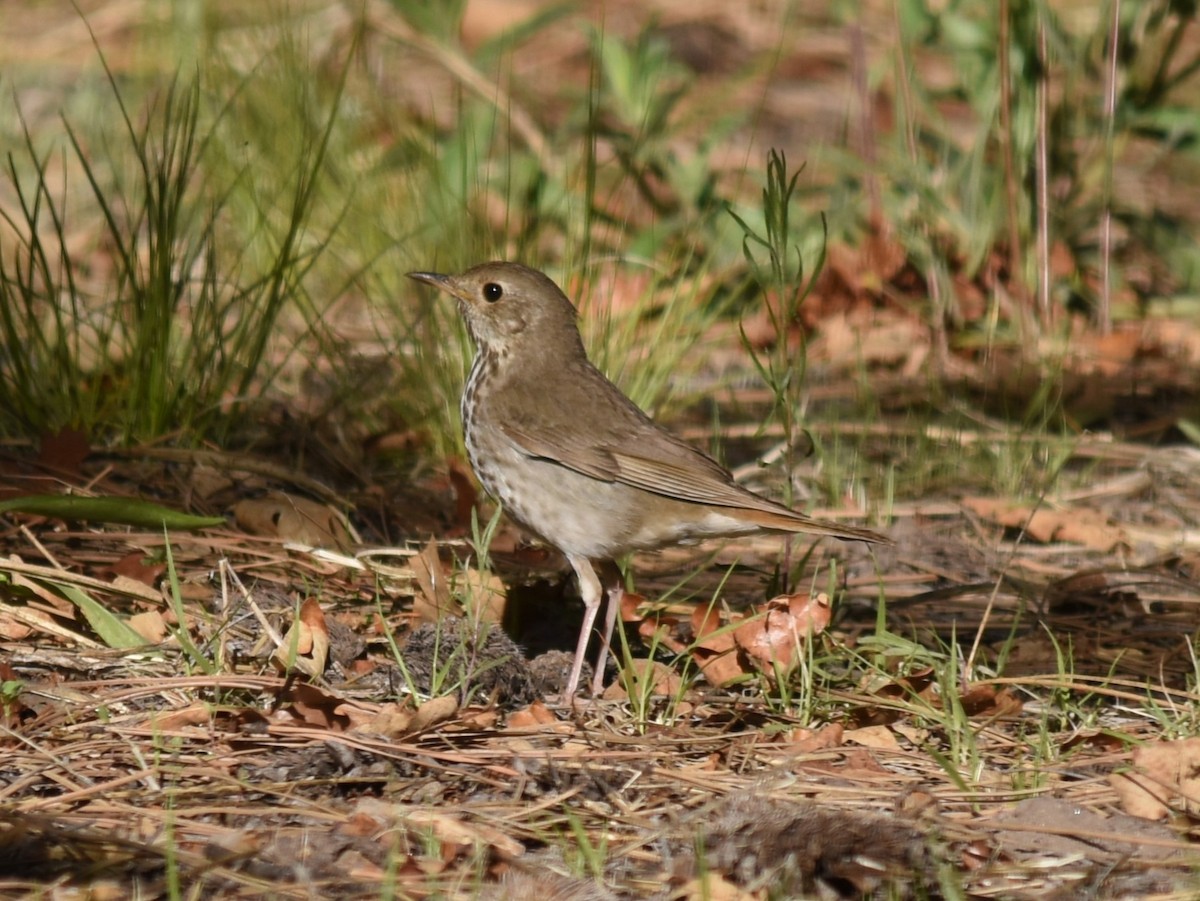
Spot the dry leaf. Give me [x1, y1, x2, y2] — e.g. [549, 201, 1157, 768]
[636, 611, 687, 654]
[456, 565, 507, 623]
[38, 426, 90, 476]
[276, 681, 351, 731]
[0, 614, 34, 641]
[620, 591, 647, 622]
[677, 873, 754, 900]
[602, 658, 682, 700]
[108, 553, 165, 588]
[409, 694, 459, 732]
[338, 850, 387, 881]
[403, 808, 524, 861]
[234, 492, 351, 549]
[963, 497, 1127, 551]
[411, 537, 455, 624]
[145, 703, 213, 731]
[1111, 738, 1200, 820]
[1075, 325, 1142, 376]
[734, 592, 831, 672]
[339, 811, 386, 838]
[346, 702, 415, 737]
[446, 457, 478, 531]
[959, 684, 1023, 717]
[272, 597, 330, 677]
[692, 604, 736, 653]
[189, 464, 234, 500]
[128, 610, 168, 643]
[692, 647, 746, 688]
[844, 725, 902, 752]
[460, 708, 500, 729]
[783, 722, 844, 752]
[507, 700, 558, 729]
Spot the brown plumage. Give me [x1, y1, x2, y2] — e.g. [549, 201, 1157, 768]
[409, 262, 889, 699]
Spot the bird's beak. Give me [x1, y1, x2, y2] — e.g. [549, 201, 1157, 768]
[408, 271, 469, 302]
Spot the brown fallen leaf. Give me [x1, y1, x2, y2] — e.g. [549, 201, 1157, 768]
[446, 457, 478, 532]
[145, 703, 214, 731]
[272, 597, 330, 677]
[843, 725, 901, 752]
[234, 491, 352, 549]
[128, 610, 168, 643]
[457, 565, 507, 623]
[402, 808, 525, 861]
[0, 613, 34, 641]
[408, 694, 460, 732]
[342, 701, 415, 737]
[602, 659, 682, 700]
[782, 722, 845, 752]
[275, 681, 352, 731]
[734, 591, 832, 674]
[1111, 737, 1200, 820]
[411, 537, 455, 624]
[107, 552, 166, 589]
[692, 603, 736, 653]
[1073, 324, 1142, 376]
[963, 497, 1128, 551]
[506, 700, 559, 729]
[38, 426, 90, 476]
[691, 646, 746, 688]
[675, 874, 753, 900]
[620, 590, 647, 622]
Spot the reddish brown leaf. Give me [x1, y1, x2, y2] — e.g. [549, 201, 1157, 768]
[733, 592, 831, 674]
[38, 427, 90, 476]
[620, 591, 647, 623]
[691, 647, 746, 687]
[959, 684, 1023, 718]
[276, 682, 351, 731]
[107, 552, 166, 589]
[143, 703, 214, 731]
[691, 604, 736, 653]
[507, 700, 558, 728]
[963, 497, 1128, 551]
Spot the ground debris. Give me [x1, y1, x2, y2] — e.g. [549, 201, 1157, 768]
[668, 791, 930, 898]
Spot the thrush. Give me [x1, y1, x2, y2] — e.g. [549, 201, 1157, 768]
[408, 262, 889, 700]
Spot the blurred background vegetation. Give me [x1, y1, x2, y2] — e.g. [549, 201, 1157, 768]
[1, 0, 1197, 497]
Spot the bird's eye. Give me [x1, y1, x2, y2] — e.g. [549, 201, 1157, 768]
[482, 282, 503, 302]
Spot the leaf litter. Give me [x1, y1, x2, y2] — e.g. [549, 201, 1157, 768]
[4, 412, 1200, 898]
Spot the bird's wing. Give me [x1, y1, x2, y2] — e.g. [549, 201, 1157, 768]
[502, 419, 889, 542]
[494, 362, 889, 543]
[497, 365, 786, 514]
[603, 446, 788, 512]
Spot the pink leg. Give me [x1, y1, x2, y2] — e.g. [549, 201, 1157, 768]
[590, 561, 623, 696]
[562, 555, 602, 700]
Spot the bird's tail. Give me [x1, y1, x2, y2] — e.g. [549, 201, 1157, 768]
[737, 506, 892, 545]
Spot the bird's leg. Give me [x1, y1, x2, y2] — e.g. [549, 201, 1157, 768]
[590, 560, 624, 697]
[563, 554, 602, 700]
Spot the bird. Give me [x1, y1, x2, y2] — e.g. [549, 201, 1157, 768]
[408, 262, 889, 700]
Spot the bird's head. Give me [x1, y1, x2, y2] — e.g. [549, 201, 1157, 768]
[408, 262, 583, 358]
